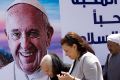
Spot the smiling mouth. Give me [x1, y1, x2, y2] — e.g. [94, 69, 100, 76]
[18, 50, 37, 63]
[19, 52, 33, 57]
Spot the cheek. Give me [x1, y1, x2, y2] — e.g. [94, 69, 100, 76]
[8, 41, 19, 62]
[31, 39, 47, 59]
[69, 50, 74, 55]
[8, 39, 19, 54]
[107, 45, 111, 50]
[43, 67, 49, 74]
[32, 38, 47, 50]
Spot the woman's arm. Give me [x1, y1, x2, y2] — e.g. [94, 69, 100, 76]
[82, 56, 103, 80]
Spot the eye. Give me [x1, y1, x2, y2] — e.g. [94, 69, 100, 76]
[10, 31, 21, 40]
[27, 30, 40, 38]
[64, 50, 68, 53]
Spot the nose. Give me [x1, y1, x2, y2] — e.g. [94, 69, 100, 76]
[20, 33, 30, 49]
[64, 51, 68, 55]
[65, 52, 69, 57]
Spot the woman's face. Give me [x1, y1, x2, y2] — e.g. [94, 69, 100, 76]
[41, 62, 53, 77]
[62, 43, 79, 60]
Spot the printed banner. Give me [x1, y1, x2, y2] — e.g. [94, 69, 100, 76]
[60, 0, 120, 64]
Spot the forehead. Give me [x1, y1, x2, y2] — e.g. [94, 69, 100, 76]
[41, 61, 52, 71]
[6, 4, 46, 31]
[41, 55, 52, 64]
[62, 44, 73, 51]
[62, 43, 71, 47]
[107, 41, 119, 46]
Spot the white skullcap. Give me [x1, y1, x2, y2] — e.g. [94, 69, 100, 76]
[107, 34, 120, 45]
[41, 54, 52, 66]
[7, 0, 47, 15]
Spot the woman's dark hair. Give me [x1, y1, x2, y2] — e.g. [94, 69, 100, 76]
[49, 53, 70, 77]
[0, 48, 13, 68]
[0, 54, 11, 68]
[61, 32, 95, 56]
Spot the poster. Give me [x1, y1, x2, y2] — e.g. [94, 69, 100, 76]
[60, 0, 120, 64]
[0, 0, 62, 59]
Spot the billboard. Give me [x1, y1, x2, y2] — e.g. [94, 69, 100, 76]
[60, 0, 120, 64]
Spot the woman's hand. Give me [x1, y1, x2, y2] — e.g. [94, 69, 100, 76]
[57, 72, 75, 80]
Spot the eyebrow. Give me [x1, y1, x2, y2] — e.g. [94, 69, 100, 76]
[11, 29, 19, 32]
[10, 28, 39, 32]
[28, 29, 39, 32]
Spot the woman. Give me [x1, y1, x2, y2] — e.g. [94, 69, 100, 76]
[57, 32, 103, 80]
[40, 53, 70, 80]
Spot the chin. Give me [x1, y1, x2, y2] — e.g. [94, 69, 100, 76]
[19, 62, 39, 75]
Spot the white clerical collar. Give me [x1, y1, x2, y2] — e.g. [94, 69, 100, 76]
[27, 68, 49, 80]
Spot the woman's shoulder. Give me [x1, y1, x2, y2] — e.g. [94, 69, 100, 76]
[81, 52, 95, 58]
[81, 52, 100, 64]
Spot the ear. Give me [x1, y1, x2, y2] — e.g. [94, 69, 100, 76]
[73, 44, 77, 50]
[4, 29, 9, 39]
[46, 25, 54, 47]
[47, 25, 54, 39]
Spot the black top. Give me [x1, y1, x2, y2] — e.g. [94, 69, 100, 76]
[50, 76, 58, 80]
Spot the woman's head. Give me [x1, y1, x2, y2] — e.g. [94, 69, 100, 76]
[61, 32, 95, 59]
[40, 54, 53, 77]
[40, 53, 64, 77]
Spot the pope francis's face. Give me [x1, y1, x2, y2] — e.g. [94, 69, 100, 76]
[5, 4, 53, 74]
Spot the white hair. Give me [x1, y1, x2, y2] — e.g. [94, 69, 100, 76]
[40, 54, 52, 67]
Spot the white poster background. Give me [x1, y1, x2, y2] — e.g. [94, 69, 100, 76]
[60, 0, 120, 65]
